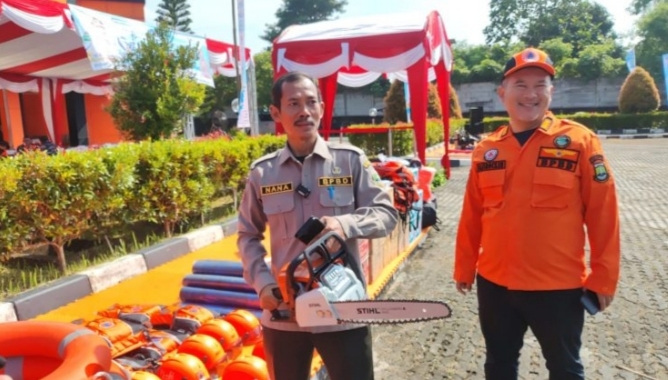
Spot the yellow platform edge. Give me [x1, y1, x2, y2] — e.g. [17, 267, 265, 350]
[30, 228, 429, 378]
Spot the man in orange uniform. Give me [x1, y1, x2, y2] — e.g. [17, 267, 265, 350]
[453, 48, 620, 380]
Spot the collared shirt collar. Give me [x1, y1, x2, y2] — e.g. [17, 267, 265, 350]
[497, 111, 557, 140]
[278, 136, 332, 165]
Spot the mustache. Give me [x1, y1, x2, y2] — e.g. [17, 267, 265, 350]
[295, 120, 316, 126]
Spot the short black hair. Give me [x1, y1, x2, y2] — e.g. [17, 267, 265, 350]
[271, 71, 321, 109]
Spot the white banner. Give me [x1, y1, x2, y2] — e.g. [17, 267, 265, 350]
[236, 0, 251, 128]
[69, 4, 214, 87]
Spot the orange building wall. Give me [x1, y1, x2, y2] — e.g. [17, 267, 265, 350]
[76, 1, 145, 21]
[1, 91, 25, 149]
[85, 94, 124, 145]
[20, 93, 49, 139]
[4, 1, 146, 148]
[0, 91, 9, 144]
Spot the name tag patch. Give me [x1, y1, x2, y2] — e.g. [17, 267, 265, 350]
[477, 161, 506, 172]
[536, 147, 580, 172]
[318, 176, 353, 187]
[261, 182, 293, 195]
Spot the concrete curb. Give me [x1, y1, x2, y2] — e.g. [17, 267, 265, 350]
[598, 133, 668, 139]
[81, 254, 148, 293]
[0, 302, 16, 322]
[0, 218, 239, 322]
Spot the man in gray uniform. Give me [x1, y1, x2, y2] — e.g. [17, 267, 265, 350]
[237, 71, 398, 380]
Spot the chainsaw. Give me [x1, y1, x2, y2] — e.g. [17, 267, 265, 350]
[272, 229, 451, 327]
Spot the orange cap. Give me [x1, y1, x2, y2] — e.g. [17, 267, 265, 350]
[503, 48, 555, 79]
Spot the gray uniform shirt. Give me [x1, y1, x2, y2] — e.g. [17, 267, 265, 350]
[237, 137, 398, 333]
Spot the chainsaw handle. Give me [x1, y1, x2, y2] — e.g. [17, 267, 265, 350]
[270, 288, 292, 321]
[302, 232, 349, 273]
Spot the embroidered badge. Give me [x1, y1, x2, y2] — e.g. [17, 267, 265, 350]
[332, 166, 342, 174]
[589, 155, 609, 182]
[522, 49, 539, 62]
[484, 149, 499, 161]
[261, 182, 293, 195]
[318, 176, 353, 187]
[537, 147, 580, 172]
[553, 135, 571, 148]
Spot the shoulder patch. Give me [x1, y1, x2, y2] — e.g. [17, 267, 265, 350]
[250, 150, 280, 169]
[326, 142, 364, 156]
[560, 119, 596, 136]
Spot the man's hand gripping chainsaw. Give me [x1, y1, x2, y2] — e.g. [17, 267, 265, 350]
[270, 231, 452, 327]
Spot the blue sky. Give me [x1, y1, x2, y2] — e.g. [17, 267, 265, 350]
[144, 0, 640, 54]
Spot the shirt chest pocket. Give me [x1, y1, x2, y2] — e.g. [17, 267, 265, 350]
[531, 169, 576, 209]
[478, 170, 505, 208]
[262, 193, 295, 239]
[319, 186, 355, 215]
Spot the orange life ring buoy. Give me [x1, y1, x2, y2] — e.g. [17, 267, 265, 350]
[0, 321, 112, 380]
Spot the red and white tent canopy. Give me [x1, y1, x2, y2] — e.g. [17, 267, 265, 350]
[0, 0, 251, 91]
[0, 0, 251, 144]
[272, 10, 453, 168]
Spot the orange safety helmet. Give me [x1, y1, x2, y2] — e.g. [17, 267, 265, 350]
[251, 340, 265, 361]
[222, 355, 269, 380]
[177, 333, 226, 370]
[156, 352, 210, 380]
[196, 319, 243, 360]
[131, 371, 161, 380]
[223, 310, 262, 346]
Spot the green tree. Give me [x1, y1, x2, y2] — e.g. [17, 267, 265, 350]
[574, 42, 626, 81]
[155, 0, 193, 33]
[618, 66, 661, 113]
[253, 51, 275, 110]
[451, 56, 471, 85]
[199, 75, 238, 129]
[363, 77, 391, 99]
[485, 0, 616, 55]
[383, 80, 406, 124]
[261, 0, 347, 45]
[628, 0, 666, 15]
[635, 2, 668, 86]
[538, 38, 574, 69]
[469, 59, 505, 83]
[451, 42, 524, 84]
[108, 24, 206, 141]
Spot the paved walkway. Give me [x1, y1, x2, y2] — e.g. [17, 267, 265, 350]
[372, 139, 668, 380]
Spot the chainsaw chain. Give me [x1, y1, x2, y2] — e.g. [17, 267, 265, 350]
[333, 299, 452, 325]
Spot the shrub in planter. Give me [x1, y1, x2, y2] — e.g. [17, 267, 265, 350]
[618, 67, 661, 114]
[0, 161, 27, 260]
[9, 150, 121, 272]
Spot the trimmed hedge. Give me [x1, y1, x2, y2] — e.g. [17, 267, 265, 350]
[0, 134, 286, 270]
[452, 112, 668, 133]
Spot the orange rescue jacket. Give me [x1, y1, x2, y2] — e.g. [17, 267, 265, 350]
[454, 113, 620, 295]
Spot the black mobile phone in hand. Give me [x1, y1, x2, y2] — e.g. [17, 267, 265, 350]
[295, 216, 326, 244]
[581, 289, 600, 315]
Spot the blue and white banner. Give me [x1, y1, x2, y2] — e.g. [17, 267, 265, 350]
[236, 0, 251, 128]
[69, 4, 214, 87]
[662, 54, 668, 107]
[626, 49, 636, 73]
